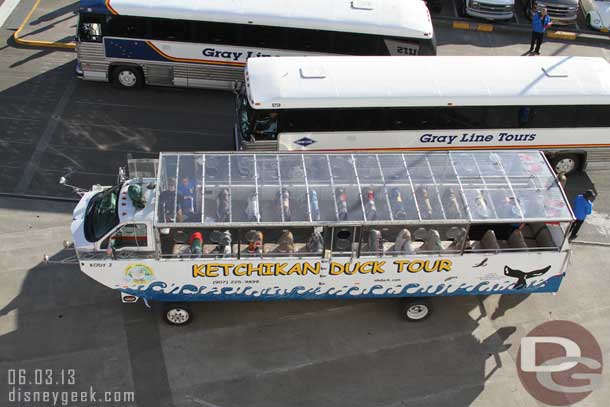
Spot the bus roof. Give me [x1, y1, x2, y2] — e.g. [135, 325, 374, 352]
[80, 0, 433, 39]
[154, 151, 573, 227]
[245, 56, 610, 109]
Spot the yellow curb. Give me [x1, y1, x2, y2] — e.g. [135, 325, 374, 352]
[13, 0, 76, 49]
[477, 24, 493, 32]
[453, 21, 471, 30]
[547, 31, 577, 40]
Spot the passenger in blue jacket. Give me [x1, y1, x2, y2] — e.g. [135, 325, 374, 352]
[529, 6, 552, 55]
[569, 190, 595, 240]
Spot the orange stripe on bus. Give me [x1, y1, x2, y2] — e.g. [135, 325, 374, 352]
[105, 0, 118, 15]
[294, 143, 610, 152]
[146, 41, 246, 66]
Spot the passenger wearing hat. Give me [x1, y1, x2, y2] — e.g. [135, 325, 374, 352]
[569, 190, 595, 240]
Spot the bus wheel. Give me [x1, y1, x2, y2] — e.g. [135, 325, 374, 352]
[552, 154, 581, 175]
[400, 298, 432, 322]
[112, 66, 143, 89]
[163, 304, 193, 326]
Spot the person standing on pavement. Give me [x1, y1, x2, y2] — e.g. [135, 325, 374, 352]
[569, 189, 595, 240]
[529, 6, 552, 55]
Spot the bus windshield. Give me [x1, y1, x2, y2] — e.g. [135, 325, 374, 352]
[238, 92, 278, 141]
[84, 184, 121, 242]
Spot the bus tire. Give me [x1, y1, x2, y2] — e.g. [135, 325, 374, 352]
[111, 65, 144, 89]
[400, 298, 432, 322]
[163, 304, 193, 326]
[552, 154, 581, 175]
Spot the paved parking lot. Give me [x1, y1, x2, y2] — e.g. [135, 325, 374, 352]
[433, 0, 610, 36]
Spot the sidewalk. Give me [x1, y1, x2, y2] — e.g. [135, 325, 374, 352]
[13, 0, 77, 46]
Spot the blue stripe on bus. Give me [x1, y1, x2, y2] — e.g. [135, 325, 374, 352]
[120, 274, 564, 303]
[104, 38, 167, 62]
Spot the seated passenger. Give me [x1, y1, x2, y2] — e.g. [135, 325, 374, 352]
[218, 230, 232, 256]
[158, 178, 183, 223]
[508, 228, 528, 249]
[178, 176, 196, 213]
[447, 227, 468, 251]
[277, 230, 294, 253]
[479, 229, 500, 251]
[246, 230, 264, 255]
[419, 229, 443, 252]
[368, 229, 383, 255]
[216, 189, 230, 222]
[306, 229, 324, 253]
[444, 188, 463, 219]
[394, 229, 416, 255]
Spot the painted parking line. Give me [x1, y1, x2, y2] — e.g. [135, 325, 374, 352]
[453, 21, 470, 30]
[547, 31, 577, 40]
[0, 0, 21, 28]
[13, 0, 76, 49]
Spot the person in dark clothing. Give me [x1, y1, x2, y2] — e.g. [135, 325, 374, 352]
[158, 178, 184, 223]
[529, 6, 552, 55]
[569, 189, 595, 240]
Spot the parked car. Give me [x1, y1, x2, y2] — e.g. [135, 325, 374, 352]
[523, 0, 579, 25]
[461, 0, 515, 20]
[580, 0, 610, 31]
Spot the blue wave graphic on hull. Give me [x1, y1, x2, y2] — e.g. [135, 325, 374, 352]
[120, 275, 565, 302]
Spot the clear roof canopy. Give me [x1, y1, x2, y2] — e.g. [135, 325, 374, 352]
[154, 151, 573, 227]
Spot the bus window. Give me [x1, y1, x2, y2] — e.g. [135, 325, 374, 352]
[106, 16, 147, 38]
[285, 28, 331, 53]
[101, 224, 148, 250]
[239, 25, 287, 49]
[79, 21, 102, 42]
[150, 18, 188, 42]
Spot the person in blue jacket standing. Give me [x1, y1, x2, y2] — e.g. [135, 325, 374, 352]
[570, 190, 595, 240]
[529, 6, 552, 55]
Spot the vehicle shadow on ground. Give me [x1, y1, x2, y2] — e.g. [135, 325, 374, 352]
[0, 58, 234, 199]
[0, 250, 521, 407]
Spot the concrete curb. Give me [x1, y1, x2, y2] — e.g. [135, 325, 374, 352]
[12, 0, 76, 49]
[433, 16, 610, 47]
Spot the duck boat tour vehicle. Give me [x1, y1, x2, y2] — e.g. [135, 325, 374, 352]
[69, 151, 574, 325]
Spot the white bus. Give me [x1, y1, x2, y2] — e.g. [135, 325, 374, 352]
[236, 56, 610, 174]
[76, 0, 436, 90]
[66, 151, 573, 325]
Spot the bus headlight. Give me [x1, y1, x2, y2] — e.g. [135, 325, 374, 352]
[470, 0, 479, 8]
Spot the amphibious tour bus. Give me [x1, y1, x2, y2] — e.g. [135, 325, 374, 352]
[68, 151, 573, 325]
[76, 0, 436, 90]
[236, 55, 610, 174]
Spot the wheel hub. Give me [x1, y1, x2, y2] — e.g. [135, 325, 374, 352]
[555, 158, 575, 174]
[166, 308, 190, 324]
[118, 70, 137, 87]
[406, 304, 429, 320]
